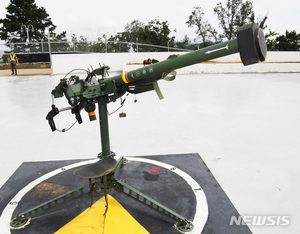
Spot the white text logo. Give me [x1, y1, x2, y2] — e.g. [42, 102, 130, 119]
[230, 215, 291, 226]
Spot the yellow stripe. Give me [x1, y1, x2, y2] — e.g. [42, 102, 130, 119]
[55, 194, 149, 234]
[122, 72, 130, 83]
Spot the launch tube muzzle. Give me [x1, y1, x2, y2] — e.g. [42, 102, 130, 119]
[237, 23, 267, 65]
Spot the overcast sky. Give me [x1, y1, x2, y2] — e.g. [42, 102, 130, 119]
[1, 0, 300, 43]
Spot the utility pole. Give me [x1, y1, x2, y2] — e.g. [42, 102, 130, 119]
[47, 28, 52, 75]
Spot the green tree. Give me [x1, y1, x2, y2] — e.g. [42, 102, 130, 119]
[186, 6, 221, 47]
[213, 0, 255, 40]
[175, 35, 190, 49]
[68, 34, 108, 53]
[112, 19, 176, 52]
[0, 0, 66, 52]
[254, 14, 278, 51]
[265, 29, 279, 51]
[275, 30, 300, 51]
[76, 36, 90, 52]
[46, 31, 69, 52]
[175, 35, 198, 50]
[92, 35, 106, 53]
[109, 31, 134, 52]
[144, 19, 175, 49]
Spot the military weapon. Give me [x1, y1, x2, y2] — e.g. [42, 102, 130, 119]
[11, 23, 267, 232]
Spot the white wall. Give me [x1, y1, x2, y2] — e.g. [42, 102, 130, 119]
[52, 51, 300, 75]
[52, 52, 181, 74]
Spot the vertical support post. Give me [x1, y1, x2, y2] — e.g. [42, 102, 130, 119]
[47, 29, 52, 75]
[98, 99, 111, 158]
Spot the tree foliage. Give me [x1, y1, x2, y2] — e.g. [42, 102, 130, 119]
[213, 0, 255, 40]
[186, 6, 221, 48]
[110, 19, 176, 52]
[275, 30, 300, 51]
[252, 13, 276, 51]
[65, 19, 176, 53]
[0, 0, 67, 52]
[175, 35, 198, 50]
[264, 30, 279, 51]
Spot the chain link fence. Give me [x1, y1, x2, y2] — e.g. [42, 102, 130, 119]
[0, 40, 192, 65]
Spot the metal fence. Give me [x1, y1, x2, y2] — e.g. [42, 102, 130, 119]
[0, 40, 192, 64]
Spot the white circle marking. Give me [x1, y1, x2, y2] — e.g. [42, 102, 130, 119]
[0, 157, 208, 234]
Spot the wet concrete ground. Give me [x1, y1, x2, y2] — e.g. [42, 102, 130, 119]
[0, 72, 299, 234]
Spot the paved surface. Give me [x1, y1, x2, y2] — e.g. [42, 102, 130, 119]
[0, 72, 299, 234]
[0, 68, 52, 76]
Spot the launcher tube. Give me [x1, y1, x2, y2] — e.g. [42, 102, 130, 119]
[102, 23, 267, 88]
[103, 39, 238, 87]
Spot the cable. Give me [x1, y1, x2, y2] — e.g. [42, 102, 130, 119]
[50, 94, 78, 132]
[63, 69, 89, 79]
[108, 93, 129, 116]
[52, 67, 127, 131]
[56, 120, 78, 132]
[49, 68, 90, 133]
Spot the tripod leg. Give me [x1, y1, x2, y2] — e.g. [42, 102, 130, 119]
[111, 179, 194, 232]
[10, 183, 90, 229]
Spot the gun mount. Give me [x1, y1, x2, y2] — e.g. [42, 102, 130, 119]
[12, 23, 267, 232]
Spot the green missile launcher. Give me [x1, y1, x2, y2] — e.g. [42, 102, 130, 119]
[12, 22, 266, 232]
[50, 23, 266, 109]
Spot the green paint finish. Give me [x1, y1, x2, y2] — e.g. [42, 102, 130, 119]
[103, 39, 238, 87]
[98, 99, 111, 158]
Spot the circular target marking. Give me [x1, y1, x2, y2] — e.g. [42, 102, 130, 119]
[0, 157, 208, 234]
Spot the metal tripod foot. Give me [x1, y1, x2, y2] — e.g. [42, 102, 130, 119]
[10, 217, 31, 229]
[175, 220, 194, 233]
